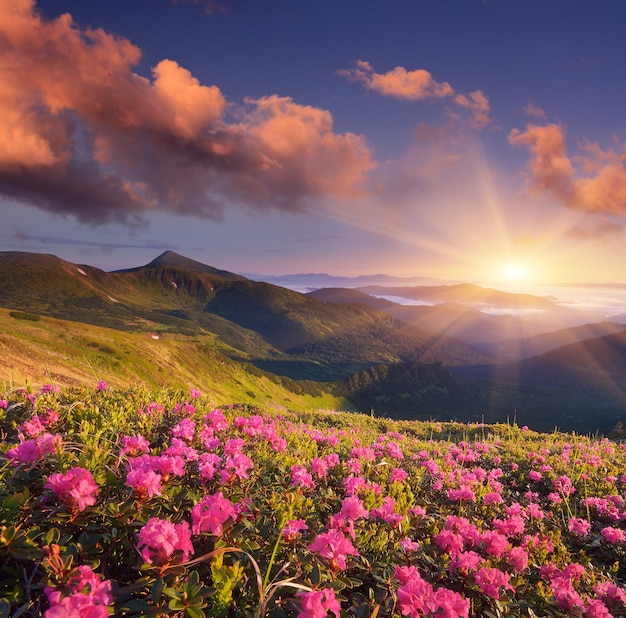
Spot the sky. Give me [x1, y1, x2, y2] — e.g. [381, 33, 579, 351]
[2, 0, 626, 289]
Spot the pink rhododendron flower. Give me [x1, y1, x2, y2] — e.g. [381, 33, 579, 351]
[6, 433, 63, 465]
[493, 515, 525, 536]
[395, 570, 435, 617]
[224, 438, 246, 455]
[189, 388, 201, 399]
[390, 467, 408, 483]
[203, 408, 229, 431]
[445, 516, 479, 543]
[338, 496, 369, 521]
[601, 526, 625, 544]
[198, 452, 222, 480]
[43, 409, 60, 426]
[484, 492, 503, 505]
[297, 588, 341, 618]
[308, 529, 359, 572]
[222, 452, 254, 481]
[41, 384, 61, 394]
[283, 519, 308, 542]
[478, 530, 509, 558]
[551, 577, 584, 611]
[506, 546, 529, 572]
[525, 502, 545, 520]
[45, 564, 113, 618]
[394, 566, 469, 618]
[121, 435, 151, 457]
[191, 492, 235, 536]
[137, 517, 193, 565]
[291, 465, 315, 489]
[474, 567, 515, 599]
[163, 438, 198, 462]
[434, 530, 464, 556]
[18, 415, 46, 438]
[584, 599, 612, 618]
[449, 551, 482, 574]
[96, 380, 107, 391]
[569, 517, 591, 536]
[371, 496, 404, 527]
[151, 454, 185, 478]
[410, 506, 427, 519]
[400, 537, 419, 552]
[311, 457, 330, 478]
[126, 467, 162, 499]
[172, 418, 196, 441]
[447, 486, 476, 502]
[431, 587, 471, 618]
[595, 581, 626, 611]
[553, 474, 576, 496]
[45, 467, 99, 512]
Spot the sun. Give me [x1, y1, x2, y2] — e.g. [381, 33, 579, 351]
[488, 261, 538, 290]
[502, 264, 528, 280]
[482, 260, 536, 292]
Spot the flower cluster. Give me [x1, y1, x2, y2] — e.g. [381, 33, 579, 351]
[1, 384, 625, 617]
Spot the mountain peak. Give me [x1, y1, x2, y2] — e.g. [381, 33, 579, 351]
[147, 250, 203, 268]
[140, 251, 247, 280]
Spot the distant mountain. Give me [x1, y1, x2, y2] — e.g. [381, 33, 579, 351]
[307, 286, 601, 350]
[476, 321, 626, 361]
[306, 287, 397, 311]
[357, 283, 560, 310]
[246, 272, 448, 292]
[609, 312, 626, 324]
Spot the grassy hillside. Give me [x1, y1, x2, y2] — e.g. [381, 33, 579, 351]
[0, 308, 346, 411]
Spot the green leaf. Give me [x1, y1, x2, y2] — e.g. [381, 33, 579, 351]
[185, 606, 206, 618]
[151, 577, 165, 603]
[163, 587, 181, 600]
[310, 563, 321, 586]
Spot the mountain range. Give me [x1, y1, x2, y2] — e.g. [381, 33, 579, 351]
[1, 250, 625, 434]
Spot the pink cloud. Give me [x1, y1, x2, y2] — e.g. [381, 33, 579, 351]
[509, 123, 626, 216]
[523, 102, 547, 121]
[453, 90, 491, 129]
[0, 0, 374, 224]
[339, 60, 491, 129]
[339, 60, 453, 100]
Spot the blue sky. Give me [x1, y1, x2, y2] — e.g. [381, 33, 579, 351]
[1, 0, 626, 287]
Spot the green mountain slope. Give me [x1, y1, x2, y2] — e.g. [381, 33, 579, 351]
[0, 308, 344, 410]
[0, 251, 488, 382]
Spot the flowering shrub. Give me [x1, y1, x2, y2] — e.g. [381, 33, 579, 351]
[0, 384, 625, 617]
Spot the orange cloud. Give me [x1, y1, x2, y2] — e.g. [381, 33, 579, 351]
[453, 90, 491, 129]
[339, 60, 453, 100]
[509, 123, 626, 216]
[0, 0, 373, 224]
[339, 60, 491, 129]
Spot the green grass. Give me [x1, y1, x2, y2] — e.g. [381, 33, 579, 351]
[0, 308, 347, 412]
